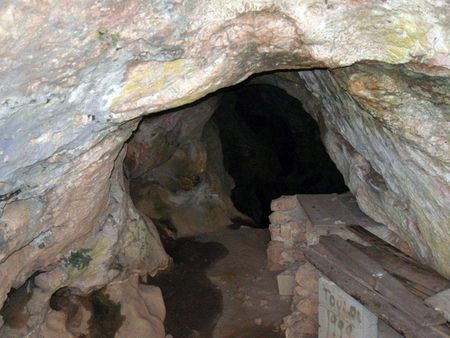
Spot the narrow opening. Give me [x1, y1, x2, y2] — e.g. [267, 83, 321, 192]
[213, 84, 348, 226]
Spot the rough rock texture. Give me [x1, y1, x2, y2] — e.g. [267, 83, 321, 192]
[299, 65, 450, 276]
[0, 148, 169, 337]
[254, 68, 450, 278]
[0, 0, 449, 334]
[38, 275, 166, 338]
[127, 97, 249, 236]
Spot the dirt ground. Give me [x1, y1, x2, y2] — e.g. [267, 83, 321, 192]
[151, 226, 291, 338]
[200, 227, 291, 338]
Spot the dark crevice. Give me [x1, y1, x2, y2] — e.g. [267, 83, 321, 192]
[49, 287, 125, 338]
[213, 84, 348, 226]
[0, 273, 38, 329]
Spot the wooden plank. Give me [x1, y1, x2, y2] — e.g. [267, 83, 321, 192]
[318, 236, 446, 327]
[431, 325, 450, 338]
[303, 245, 447, 338]
[297, 193, 412, 255]
[378, 320, 404, 338]
[320, 235, 385, 276]
[297, 194, 355, 227]
[401, 278, 437, 299]
[349, 227, 450, 296]
[370, 251, 448, 298]
[337, 194, 412, 255]
[296, 194, 408, 250]
[310, 238, 379, 289]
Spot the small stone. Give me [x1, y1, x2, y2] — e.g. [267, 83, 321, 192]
[271, 196, 299, 211]
[269, 224, 282, 240]
[254, 318, 262, 325]
[267, 241, 286, 271]
[277, 270, 297, 296]
[269, 211, 292, 225]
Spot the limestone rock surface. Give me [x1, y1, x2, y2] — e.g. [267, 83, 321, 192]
[127, 97, 249, 236]
[298, 64, 450, 277]
[0, 0, 449, 334]
[37, 275, 166, 338]
[254, 67, 450, 278]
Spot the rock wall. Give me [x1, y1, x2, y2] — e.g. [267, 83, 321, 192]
[254, 67, 450, 278]
[126, 97, 248, 236]
[38, 275, 166, 338]
[0, 0, 449, 333]
[299, 64, 450, 277]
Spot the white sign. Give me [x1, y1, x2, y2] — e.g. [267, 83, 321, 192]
[319, 277, 378, 338]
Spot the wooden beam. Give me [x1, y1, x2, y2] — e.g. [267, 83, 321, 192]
[317, 235, 446, 327]
[349, 227, 450, 297]
[303, 242, 449, 337]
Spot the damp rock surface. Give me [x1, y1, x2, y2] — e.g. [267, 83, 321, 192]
[127, 97, 249, 237]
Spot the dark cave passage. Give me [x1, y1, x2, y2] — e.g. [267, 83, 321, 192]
[213, 84, 348, 227]
[125, 79, 349, 236]
[122, 80, 349, 337]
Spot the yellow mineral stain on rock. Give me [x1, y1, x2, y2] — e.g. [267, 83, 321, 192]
[162, 59, 184, 77]
[343, 71, 403, 116]
[111, 59, 186, 110]
[89, 238, 109, 262]
[385, 17, 427, 62]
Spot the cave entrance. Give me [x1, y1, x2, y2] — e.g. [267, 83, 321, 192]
[127, 77, 348, 235]
[212, 83, 348, 227]
[125, 77, 351, 337]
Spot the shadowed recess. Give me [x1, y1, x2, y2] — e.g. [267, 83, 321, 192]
[213, 84, 348, 226]
[148, 237, 229, 338]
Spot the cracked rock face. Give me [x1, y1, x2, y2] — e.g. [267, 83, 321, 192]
[0, 0, 449, 334]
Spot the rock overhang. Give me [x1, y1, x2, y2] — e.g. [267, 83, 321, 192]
[0, 0, 449, 334]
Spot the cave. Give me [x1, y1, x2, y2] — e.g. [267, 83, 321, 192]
[1, 2, 450, 338]
[213, 83, 348, 226]
[121, 79, 351, 337]
[127, 81, 348, 233]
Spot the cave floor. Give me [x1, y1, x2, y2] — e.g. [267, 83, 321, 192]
[203, 227, 290, 338]
[152, 226, 290, 338]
